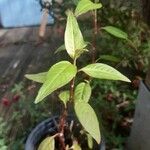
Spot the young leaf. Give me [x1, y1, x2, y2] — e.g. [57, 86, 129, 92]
[54, 44, 66, 54]
[35, 61, 77, 103]
[74, 82, 91, 103]
[38, 136, 55, 150]
[87, 134, 93, 149]
[80, 63, 130, 82]
[75, 102, 101, 144]
[65, 10, 86, 59]
[25, 72, 47, 83]
[71, 141, 82, 150]
[102, 26, 128, 40]
[59, 90, 70, 107]
[75, 0, 102, 17]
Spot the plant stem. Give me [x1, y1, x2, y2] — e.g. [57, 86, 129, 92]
[70, 59, 76, 102]
[70, 78, 75, 102]
[127, 39, 138, 53]
[92, 2, 98, 63]
[58, 109, 67, 150]
[58, 59, 76, 150]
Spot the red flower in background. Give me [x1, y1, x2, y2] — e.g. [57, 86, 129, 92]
[1, 97, 11, 106]
[12, 94, 20, 103]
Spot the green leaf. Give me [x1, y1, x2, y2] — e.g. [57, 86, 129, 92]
[75, 102, 101, 143]
[35, 61, 77, 103]
[72, 141, 82, 150]
[74, 82, 91, 103]
[0, 146, 7, 150]
[87, 134, 93, 149]
[65, 10, 87, 59]
[59, 90, 70, 107]
[75, 0, 102, 17]
[80, 63, 130, 82]
[102, 26, 128, 40]
[25, 72, 47, 83]
[38, 136, 55, 150]
[98, 55, 121, 63]
[54, 44, 66, 54]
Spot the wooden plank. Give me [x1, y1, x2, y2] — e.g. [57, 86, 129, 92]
[0, 45, 21, 76]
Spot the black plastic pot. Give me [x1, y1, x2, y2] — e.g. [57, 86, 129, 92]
[127, 81, 150, 150]
[25, 116, 105, 150]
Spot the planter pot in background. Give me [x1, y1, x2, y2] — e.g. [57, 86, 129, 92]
[25, 116, 105, 150]
[127, 81, 150, 150]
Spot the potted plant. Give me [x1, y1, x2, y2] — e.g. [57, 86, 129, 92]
[25, 0, 130, 149]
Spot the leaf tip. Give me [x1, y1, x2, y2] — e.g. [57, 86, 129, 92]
[121, 75, 131, 83]
[95, 127, 101, 144]
[98, 3, 103, 8]
[34, 95, 41, 104]
[124, 78, 131, 83]
[25, 74, 29, 79]
[34, 99, 39, 104]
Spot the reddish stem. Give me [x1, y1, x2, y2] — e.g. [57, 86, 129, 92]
[92, 9, 98, 63]
[69, 59, 76, 102]
[58, 59, 76, 150]
[58, 109, 67, 150]
[69, 78, 75, 102]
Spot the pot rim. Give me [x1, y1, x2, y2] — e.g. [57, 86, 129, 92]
[25, 115, 105, 150]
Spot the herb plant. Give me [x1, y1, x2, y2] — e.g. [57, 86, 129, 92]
[25, 0, 130, 149]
